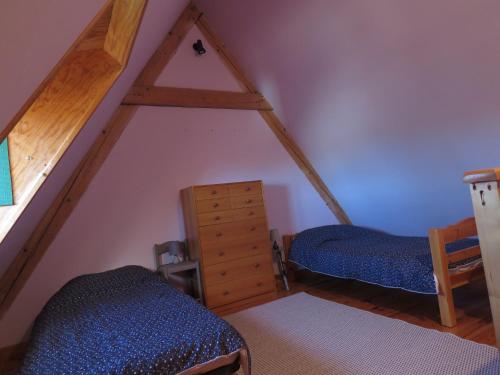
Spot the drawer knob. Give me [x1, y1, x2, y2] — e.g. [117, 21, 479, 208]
[252, 245, 258, 250]
[214, 216, 221, 221]
[213, 203, 219, 208]
[250, 226, 256, 232]
[254, 263, 260, 268]
[223, 291, 230, 296]
[216, 232, 223, 238]
[218, 251, 225, 257]
[248, 211, 254, 216]
[245, 187, 251, 191]
[256, 282, 263, 287]
[220, 271, 227, 276]
[246, 199, 253, 204]
[211, 190, 217, 195]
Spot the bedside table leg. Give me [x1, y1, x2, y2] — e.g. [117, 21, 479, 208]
[195, 263, 204, 305]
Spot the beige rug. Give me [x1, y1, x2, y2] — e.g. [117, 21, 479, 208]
[225, 293, 500, 375]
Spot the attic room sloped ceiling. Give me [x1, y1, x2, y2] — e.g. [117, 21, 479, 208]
[197, 0, 500, 235]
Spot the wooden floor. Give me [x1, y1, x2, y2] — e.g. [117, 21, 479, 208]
[278, 271, 495, 346]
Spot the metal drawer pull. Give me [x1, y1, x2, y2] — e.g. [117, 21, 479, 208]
[220, 271, 227, 276]
[223, 291, 230, 296]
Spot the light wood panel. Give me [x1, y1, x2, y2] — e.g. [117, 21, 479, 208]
[0, 0, 147, 247]
[123, 86, 273, 110]
[195, 11, 352, 224]
[466, 173, 500, 349]
[76, 3, 114, 52]
[0, 50, 121, 242]
[104, 0, 147, 65]
[0, 0, 115, 144]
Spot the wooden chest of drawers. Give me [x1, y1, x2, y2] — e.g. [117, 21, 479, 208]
[181, 181, 277, 313]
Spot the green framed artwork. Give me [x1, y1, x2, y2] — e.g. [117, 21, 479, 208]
[0, 138, 13, 206]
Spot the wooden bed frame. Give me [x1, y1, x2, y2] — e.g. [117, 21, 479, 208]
[180, 348, 250, 375]
[0, 345, 249, 375]
[282, 217, 483, 328]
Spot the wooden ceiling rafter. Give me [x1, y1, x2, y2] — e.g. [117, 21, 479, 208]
[123, 85, 273, 110]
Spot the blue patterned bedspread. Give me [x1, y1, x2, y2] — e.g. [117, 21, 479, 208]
[21, 266, 246, 375]
[289, 225, 478, 294]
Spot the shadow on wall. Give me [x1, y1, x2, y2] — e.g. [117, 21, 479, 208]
[263, 184, 293, 235]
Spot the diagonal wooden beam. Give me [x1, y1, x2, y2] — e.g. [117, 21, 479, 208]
[195, 13, 352, 224]
[134, 3, 202, 86]
[0, 2, 201, 319]
[123, 86, 273, 110]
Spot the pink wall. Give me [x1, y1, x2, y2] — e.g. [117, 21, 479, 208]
[0, 0, 190, 276]
[0, 24, 332, 346]
[198, 0, 500, 235]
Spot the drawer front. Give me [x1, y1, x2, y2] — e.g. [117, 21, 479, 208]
[203, 240, 270, 266]
[199, 218, 268, 246]
[229, 181, 262, 196]
[196, 197, 232, 213]
[232, 206, 266, 222]
[206, 274, 275, 308]
[197, 207, 266, 227]
[204, 253, 273, 285]
[198, 210, 234, 226]
[195, 185, 230, 200]
[230, 194, 263, 209]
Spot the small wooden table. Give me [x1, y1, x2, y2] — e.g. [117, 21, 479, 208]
[464, 168, 500, 349]
[158, 261, 204, 305]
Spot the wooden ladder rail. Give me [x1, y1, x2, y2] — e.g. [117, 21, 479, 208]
[429, 217, 482, 327]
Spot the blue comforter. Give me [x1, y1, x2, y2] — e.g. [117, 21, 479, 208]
[289, 225, 478, 294]
[21, 266, 246, 375]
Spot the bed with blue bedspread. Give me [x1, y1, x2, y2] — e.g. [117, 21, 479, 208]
[289, 225, 479, 294]
[21, 266, 248, 375]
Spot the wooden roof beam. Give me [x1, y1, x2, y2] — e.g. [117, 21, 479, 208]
[123, 86, 273, 110]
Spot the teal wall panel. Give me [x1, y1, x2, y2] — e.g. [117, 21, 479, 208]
[0, 138, 13, 206]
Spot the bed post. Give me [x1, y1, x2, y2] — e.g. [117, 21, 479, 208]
[282, 235, 296, 281]
[428, 228, 456, 327]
